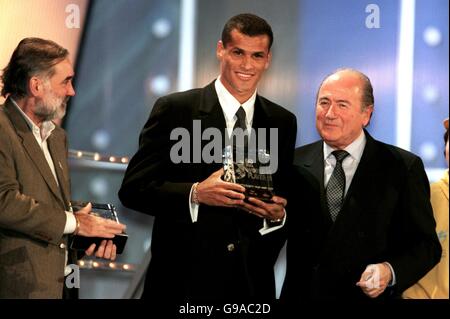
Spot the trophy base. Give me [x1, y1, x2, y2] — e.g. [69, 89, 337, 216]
[69, 201, 128, 254]
[223, 159, 274, 203]
[240, 183, 274, 203]
[70, 233, 128, 254]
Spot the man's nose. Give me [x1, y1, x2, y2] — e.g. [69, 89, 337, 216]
[240, 55, 252, 70]
[325, 104, 337, 118]
[67, 82, 76, 96]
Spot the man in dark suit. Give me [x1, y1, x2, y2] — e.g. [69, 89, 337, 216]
[0, 38, 126, 298]
[119, 13, 297, 300]
[281, 68, 441, 301]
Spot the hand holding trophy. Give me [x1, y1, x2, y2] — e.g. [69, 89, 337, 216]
[70, 201, 128, 255]
[222, 145, 274, 203]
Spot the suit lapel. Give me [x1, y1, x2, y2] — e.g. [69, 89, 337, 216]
[198, 81, 227, 134]
[4, 99, 66, 208]
[343, 132, 377, 204]
[250, 96, 271, 152]
[300, 142, 329, 216]
[48, 131, 70, 210]
[304, 142, 325, 193]
[197, 81, 227, 172]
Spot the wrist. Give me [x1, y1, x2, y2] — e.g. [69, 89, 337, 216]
[266, 211, 285, 227]
[267, 217, 283, 227]
[192, 182, 200, 205]
[73, 214, 80, 235]
[382, 262, 393, 283]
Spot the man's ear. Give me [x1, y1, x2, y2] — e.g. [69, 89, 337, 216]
[363, 105, 374, 127]
[28, 76, 42, 97]
[216, 40, 224, 59]
[265, 51, 272, 70]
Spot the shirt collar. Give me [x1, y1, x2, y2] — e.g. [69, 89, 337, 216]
[10, 97, 56, 141]
[215, 76, 256, 125]
[323, 130, 367, 162]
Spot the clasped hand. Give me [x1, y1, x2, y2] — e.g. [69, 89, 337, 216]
[356, 262, 392, 298]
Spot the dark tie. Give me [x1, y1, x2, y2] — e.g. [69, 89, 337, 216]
[232, 106, 248, 153]
[233, 106, 247, 131]
[326, 150, 349, 221]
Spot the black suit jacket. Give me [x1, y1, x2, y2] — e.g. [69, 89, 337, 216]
[281, 131, 441, 301]
[119, 81, 297, 300]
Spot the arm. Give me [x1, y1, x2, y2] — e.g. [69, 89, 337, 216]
[357, 156, 442, 298]
[119, 97, 191, 219]
[387, 156, 442, 293]
[0, 126, 65, 245]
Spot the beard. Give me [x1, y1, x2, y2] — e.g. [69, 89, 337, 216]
[34, 84, 69, 121]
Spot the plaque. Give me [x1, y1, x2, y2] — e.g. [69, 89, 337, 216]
[222, 146, 274, 202]
[69, 201, 128, 254]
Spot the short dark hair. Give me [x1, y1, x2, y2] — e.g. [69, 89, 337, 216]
[1, 37, 68, 98]
[221, 13, 273, 50]
[317, 68, 375, 111]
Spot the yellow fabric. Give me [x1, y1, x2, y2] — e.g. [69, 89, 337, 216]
[403, 170, 449, 299]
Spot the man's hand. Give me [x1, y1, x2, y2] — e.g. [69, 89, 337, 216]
[196, 169, 246, 207]
[85, 240, 117, 261]
[74, 203, 126, 238]
[240, 196, 287, 220]
[356, 263, 392, 298]
[74, 203, 125, 261]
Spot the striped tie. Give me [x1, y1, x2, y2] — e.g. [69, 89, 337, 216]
[326, 150, 349, 221]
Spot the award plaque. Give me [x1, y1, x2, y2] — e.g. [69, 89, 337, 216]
[222, 146, 274, 202]
[69, 201, 128, 254]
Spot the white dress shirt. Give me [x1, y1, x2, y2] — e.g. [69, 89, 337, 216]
[189, 77, 285, 235]
[323, 130, 366, 195]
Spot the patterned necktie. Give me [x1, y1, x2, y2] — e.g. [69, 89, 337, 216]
[232, 106, 248, 152]
[326, 150, 350, 221]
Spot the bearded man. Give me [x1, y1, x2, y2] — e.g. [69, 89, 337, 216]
[0, 38, 125, 298]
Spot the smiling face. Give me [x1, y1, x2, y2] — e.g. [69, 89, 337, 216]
[316, 71, 373, 149]
[217, 29, 271, 104]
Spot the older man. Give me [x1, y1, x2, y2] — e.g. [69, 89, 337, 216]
[0, 38, 126, 298]
[282, 68, 441, 300]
